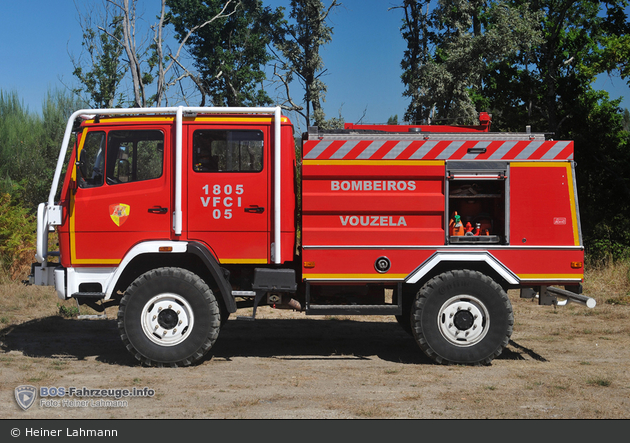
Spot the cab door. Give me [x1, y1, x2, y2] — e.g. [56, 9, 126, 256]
[70, 126, 171, 265]
[186, 125, 270, 264]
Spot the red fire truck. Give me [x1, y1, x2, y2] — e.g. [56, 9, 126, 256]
[30, 106, 595, 367]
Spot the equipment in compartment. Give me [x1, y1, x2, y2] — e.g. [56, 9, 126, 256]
[448, 179, 505, 244]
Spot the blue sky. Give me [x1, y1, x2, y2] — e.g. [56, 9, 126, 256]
[1, 0, 628, 129]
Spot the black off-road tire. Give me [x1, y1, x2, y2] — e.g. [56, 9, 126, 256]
[117, 267, 221, 367]
[395, 311, 412, 336]
[411, 270, 513, 366]
[395, 284, 416, 336]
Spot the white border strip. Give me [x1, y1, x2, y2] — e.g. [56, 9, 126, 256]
[405, 252, 520, 285]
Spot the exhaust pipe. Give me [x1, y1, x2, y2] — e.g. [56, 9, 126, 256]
[276, 297, 302, 311]
[268, 294, 302, 311]
[544, 286, 596, 308]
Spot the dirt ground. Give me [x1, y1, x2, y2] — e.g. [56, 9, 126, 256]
[1, 281, 629, 420]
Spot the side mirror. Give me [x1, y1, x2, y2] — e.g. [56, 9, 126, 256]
[75, 157, 88, 188]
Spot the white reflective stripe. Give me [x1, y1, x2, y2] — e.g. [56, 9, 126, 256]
[436, 141, 465, 159]
[409, 141, 439, 159]
[382, 141, 412, 159]
[541, 141, 571, 159]
[356, 141, 386, 159]
[329, 140, 360, 159]
[303, 139, 573, 161]
[405, 252, 519, 285]
[304, 140, 331, 159]
[104, 241, 188, 299]
[488, 141, 517, 159]
[515, 141, 544, 159]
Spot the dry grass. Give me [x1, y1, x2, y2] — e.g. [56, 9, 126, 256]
[584, 260, 630, 305]
[0, 280, 61, 325]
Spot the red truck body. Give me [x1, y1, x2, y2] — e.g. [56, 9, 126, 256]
[31, 107, 593, 367]
[300, 124, 582, 283]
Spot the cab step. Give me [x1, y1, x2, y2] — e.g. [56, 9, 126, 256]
[71, 292, 106, 299]
[304, 281, 403, 316]
[70, 292, 109, 319]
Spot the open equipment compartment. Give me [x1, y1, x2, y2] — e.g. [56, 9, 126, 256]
[446, 161, 509, 245]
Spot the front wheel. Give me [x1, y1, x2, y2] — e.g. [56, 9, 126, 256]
[411, 270, 513, 365]
[117, 267, 221, 367]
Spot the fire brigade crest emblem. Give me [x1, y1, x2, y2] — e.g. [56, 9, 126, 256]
[109, 204, 130, 226]
[15, 385, 37, 410]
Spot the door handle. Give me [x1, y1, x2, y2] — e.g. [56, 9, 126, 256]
[244, 206, 265, 213]
[148, 206, 168, 214]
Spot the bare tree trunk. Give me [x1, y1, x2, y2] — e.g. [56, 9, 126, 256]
[155, 0, 239, 107]
[154, 0, 167, 107]
[87, 0, 238, 108]
[110, 0, 146, 107]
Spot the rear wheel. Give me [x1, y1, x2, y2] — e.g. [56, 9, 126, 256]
[118, 267, 221, 367]
[411, 270, 513, 365]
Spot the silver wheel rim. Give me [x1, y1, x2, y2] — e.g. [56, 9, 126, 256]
[141, 293, 194, 346]
[437, 294, 489, 347]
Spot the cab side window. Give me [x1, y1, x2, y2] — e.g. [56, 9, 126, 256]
[77, 131, 106, 188]
[106, 130, 164, 184]
[193, 130, 264, 173]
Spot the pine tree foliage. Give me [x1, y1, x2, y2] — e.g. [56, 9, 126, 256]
[0, 89, 83, 211]
[0, 89, 84, 279]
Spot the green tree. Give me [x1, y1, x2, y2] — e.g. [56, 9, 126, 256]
[476, 1, 630, 259]
[166, 0, 284, 107]
[594, 34, 630, 83]
[478, 1, 630, 134]
[272, 0, 341, 128]
[570, 90, 630, 261]
[398, 0, 543, 124]
[398, 1, 630, 259]
[396, 0, 435, 123]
